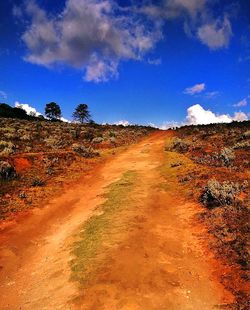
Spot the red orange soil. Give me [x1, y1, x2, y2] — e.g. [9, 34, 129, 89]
[0, 132, 231, 309]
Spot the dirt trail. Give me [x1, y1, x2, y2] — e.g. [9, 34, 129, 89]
[0, 132, 228, 309]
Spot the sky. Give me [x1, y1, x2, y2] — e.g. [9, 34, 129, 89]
[0, 0, 250, 127]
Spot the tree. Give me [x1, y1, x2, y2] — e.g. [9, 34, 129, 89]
[0, 103, 29, 120]
[72, 104, 91, 124]
[45, 102, 61, 120]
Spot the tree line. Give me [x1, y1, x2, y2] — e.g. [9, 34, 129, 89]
[0, 102, 91, 124]
[45, 102, 91, 123]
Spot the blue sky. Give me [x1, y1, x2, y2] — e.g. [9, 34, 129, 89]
[0, 0, 249, 126]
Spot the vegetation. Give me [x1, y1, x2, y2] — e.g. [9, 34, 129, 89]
[45, 102, 62, 120]
[0, 117, 154, 219]
[200, 179, 247, 208]
[72, 104, 91, 124]
[0, 103, 40, 120]
[166, 120, 250, 309]
[70, 170, 137, 285]
[0, 161, 16, 180]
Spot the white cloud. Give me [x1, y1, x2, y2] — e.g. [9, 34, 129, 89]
[184, 83, 205, 95]
[197, 16, 232, 50]
[159, 121, 183, 129]
[15, 101, 42, 117]
[186, 104, 248, 125]
[142, 1, 233, 51]
[20, 0, 162, 83]
[205, 91, 220, 99]
[233, 98, 248, 107]
[60, 117, 70, 123]
[142, 0, 207, 20]
[0, 91, 7, 100]
[233, 112, 248, 122]
[115, 120, 130, 126]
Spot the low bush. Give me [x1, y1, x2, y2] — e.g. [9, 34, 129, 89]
[72, 143, 99, 158]
[219, 147, 235, 167]
[0, 161, 17, 180]
[32, 178, 46, 187]
[233, 141, 250, 150]
[92, 137, 104, 144]
[243, 130, 250, 139]
[200, 179, 248, 208]
[168, 138, 190, 153]
[0, 140, 15, 156]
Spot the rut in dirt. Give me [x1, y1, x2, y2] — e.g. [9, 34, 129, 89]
[0, 132, 229, 309]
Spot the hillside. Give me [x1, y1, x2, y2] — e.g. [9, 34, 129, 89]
[0, 117, 154, 219]
[0, 119, 249, 309]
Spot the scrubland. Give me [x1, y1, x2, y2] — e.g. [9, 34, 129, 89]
[0, 117, 249, 309]
[165, 120, 250, 308]
[0, 118, 154, 219]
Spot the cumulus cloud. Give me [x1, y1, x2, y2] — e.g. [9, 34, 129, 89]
[233, 98, 248, 107]
[186, 104, 248, 125]
[183, 83, 205, 95]
[0, 90, 7, 100]
[142, 1, 233, 50]
[15, 101, 42, 116]
[197, 16, 232, 50]
[19, 0, 162, 83]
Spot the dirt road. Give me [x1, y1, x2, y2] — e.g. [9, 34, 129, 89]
[0, 131, 229, 309]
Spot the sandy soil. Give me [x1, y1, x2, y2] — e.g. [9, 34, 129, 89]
[0, 131, 230, 309]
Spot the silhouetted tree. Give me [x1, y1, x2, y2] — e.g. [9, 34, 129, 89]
[0, 103, 29, 120]
[45, 102, 61, 120]
[72, 104, 91, 124]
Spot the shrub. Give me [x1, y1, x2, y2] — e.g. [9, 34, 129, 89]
[233, 141, 250, 150]
[72, 143, 99, 158]
[109, 131, 116, 137]
[109, 137, 117, 144]
[0, 161, 17, 180]
[0, 141, 15, 155]
[32, 178, 46, 187]
[243, 130, 250, 139]
[92, 137, 104, 144]
[219, 147, 235, 167]
[82, 129, 95, 141]
[168, 138, 190, 153]
[200, 179, 248, 208]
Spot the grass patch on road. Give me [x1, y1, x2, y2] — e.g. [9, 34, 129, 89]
[70, 170, 137, 286]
